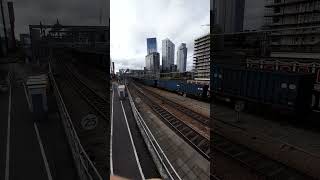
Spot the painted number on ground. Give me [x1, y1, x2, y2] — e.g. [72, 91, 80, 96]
[81, 114, 98, 130]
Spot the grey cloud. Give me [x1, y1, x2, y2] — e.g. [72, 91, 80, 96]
[14, 0, 108, 38]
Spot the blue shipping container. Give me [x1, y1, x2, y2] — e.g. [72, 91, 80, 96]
[158, 80, 180, 92]
[179, 83, 203, 97]
[212, 65, 314, 112]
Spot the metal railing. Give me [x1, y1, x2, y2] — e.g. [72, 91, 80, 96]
[48, 61, 103, 180]
[126, 85, 181, 180]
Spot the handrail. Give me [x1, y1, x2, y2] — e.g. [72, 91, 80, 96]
[126, 84, 181, 180]
[48, 60, 103, 180]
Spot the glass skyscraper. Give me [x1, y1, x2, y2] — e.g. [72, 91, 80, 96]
[147, 38, 157, 54]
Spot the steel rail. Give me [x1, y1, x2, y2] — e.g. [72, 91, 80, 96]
[131, 82, 315, 180]
[49, 60, 103, 180]
[127, 85, 182, 180]
[131, 83, 210, 161]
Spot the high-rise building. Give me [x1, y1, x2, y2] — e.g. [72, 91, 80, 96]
[243, 0, 265, 31]
[264, 0, 320, 55]
[147, 38, 157, 54]
[7, 1, 15, 49]
[0, 0, 11, 56]
[145, 52, 160, 73]
[177, 43, 187, 72]
[162, 38, 175, 72]
[194, 34, 210, 81]
[214, 0, 245, 33]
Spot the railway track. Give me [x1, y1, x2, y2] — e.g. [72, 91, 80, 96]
[131, 82, 210, 161]
[131, 82, 314, 180]
[137, 84, 210, 127]
[137, 83, 248, 132]
[57, 60, 109, 120]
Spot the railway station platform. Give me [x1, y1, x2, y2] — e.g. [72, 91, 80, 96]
[111, 82, 160, 179]
[0, 62, 78, 180]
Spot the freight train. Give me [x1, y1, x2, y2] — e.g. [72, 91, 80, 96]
[212, 65, 316, 114]
[133, 78, 210, 100]
[133, 63, 318, 114]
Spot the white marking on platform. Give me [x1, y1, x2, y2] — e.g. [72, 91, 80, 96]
[34, 123, 53, 180]
[120, 100, 145, 180]
[110, 87, 114, 175]
[23, 82, 31, 111]
[5, 72, 12, 180]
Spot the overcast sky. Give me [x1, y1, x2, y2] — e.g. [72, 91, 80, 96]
[111, 0, 210, 72]
[13, 0, 108, 37]
[12, 0, 209, 72]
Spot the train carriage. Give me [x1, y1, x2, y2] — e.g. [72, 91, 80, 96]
[212, 65, 315, 113]
[179, 82, 209, 99]
[157, 80, 181, 92]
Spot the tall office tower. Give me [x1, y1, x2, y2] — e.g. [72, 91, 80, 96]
[0, 0, 11, 56]
[7, 1, 15, 49]
[145, 52, 160, 73]
[243, 0, 265, 31]
[177, 43, 187, 72]
[147, 38, 157, 54]
[214, 0, 245, 33]
[162, 38, 175, 72]
[264, 0, 320, 56]
[194, 34, 210, 80]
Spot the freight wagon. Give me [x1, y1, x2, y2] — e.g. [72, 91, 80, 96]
[133, 78, 210, 100]
[157, 80, 181, 92]
[212, 65, 315, 113]
[179, 82, 209, 99]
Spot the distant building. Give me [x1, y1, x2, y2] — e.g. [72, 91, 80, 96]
[243, 0, 265, 31]
[194, 34, 210, 81]
[147, 38, 157, 54]
[264, 0, 320, 55]
[214, 0, 245, 33]
[177, 43, 187, 72]
[170, 64, 177, 72]
[7, 1, 15, 49]
[29, 22, 108, 64]
[145, 52, 160, 73]
[20, 34, 31, 46]
[0, 0, 12, 56]
[162, 38, 175, 72]
[127, 69, 145, 78]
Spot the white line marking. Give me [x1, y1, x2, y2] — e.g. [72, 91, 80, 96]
[34, 123, 53, 180]
[120, 100, 145, 180]
[5, 72, 12, 180]
[110, 85, 114, 175]
[22, 82, 31, 111]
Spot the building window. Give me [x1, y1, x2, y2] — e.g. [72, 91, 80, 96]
[274, 0, 281, 4]
[274, 7, 280, 13]
[273, 17, 280, 23]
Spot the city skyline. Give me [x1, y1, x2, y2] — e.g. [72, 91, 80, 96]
[111, 0, 210, 72]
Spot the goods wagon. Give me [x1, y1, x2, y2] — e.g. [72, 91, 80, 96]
[157, 80, 181, 92]
[134, 78, 210, 99]
[212, 65, 314, 113]
[142, 79, 157, 87]
[179, 82, 209, 98]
